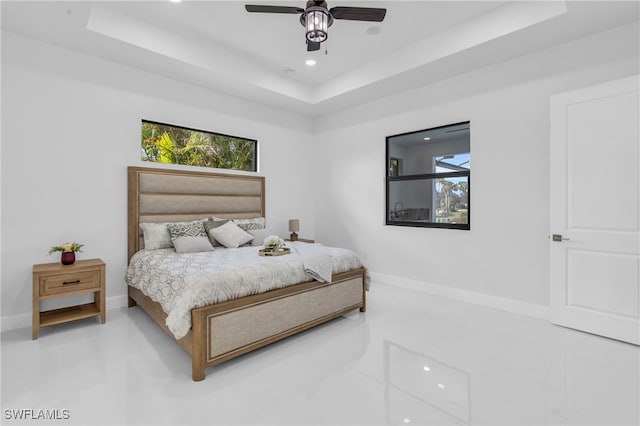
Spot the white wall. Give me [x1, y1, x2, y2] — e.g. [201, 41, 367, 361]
[312, 23, 639, 309]
[1, 33, 316, 328]
[2, 21, 638, 329]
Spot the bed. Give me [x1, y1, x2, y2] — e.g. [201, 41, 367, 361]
[126, 166, 367, 381]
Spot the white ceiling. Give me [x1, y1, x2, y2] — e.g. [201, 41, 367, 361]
[2, 1, 639, 117]
[391, 121, 470, 147]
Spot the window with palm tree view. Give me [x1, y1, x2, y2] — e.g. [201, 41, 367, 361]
[141, 120, 257, 172]
[386, 121, 470, 230]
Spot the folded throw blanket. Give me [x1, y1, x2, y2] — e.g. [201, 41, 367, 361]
[290, 242, 333, 283]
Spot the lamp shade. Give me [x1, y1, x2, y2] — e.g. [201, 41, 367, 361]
[288, 219, 300, 233]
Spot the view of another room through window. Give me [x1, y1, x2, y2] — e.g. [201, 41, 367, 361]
[386, 122, 470, 230]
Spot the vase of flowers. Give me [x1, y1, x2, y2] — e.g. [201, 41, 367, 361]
[263, 235, 285, 252]
[49, 242, 84, 265]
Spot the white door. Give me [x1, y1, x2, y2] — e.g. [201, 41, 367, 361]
[550, 75, 639, 345]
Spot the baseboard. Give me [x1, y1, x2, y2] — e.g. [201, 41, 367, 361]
[370, 271, 550, 320]
[3, 277, 549, 331]
[1, 295, 130, 332]
[0, 312, 31, 334]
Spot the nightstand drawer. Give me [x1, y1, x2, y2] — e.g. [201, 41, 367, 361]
[40, 271, 100, 296]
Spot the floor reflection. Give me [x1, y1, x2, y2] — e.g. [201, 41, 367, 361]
[384, 341, 470, 425]
[2, 283, 638, 425]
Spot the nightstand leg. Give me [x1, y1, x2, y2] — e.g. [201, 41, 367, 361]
[32, 276, 39, 339]
[95, 291, 106, 324]
[98, 267, 106, 323]
[32, 310, 39, 339]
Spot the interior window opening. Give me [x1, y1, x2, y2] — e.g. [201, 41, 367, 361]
[386, 121, 470, 230]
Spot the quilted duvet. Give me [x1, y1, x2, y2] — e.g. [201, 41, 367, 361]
[125, 241, 365, 339]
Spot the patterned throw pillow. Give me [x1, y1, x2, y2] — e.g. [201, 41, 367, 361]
[167, 222, 208, 240]
[233, 217, 266, 232]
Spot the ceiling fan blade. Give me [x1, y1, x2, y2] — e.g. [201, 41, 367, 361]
[307, 40, 321, 52]
[245, 5, 304, 14]
[329, 7, 386, 22]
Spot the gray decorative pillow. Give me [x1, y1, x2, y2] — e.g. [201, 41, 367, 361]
[172, 236, 215, 253]
[209, 221, 253, 248]
[203, 219, 229, 246]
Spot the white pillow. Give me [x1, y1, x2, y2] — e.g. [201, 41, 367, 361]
[209, 221, 253, 248]
[139, 222, 173, 250]
[203, 219, 229, 247]
[172, 236, 215, 253]
[247, 228, 276, 246]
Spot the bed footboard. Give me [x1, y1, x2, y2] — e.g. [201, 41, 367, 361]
[129, 268, 366, 381]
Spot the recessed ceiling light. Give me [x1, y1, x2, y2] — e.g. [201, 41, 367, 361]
[424, 137, 431, 140]
[366, 26, 381, 36]
[305, 59, 316, 66]
[170, 0, 181, 3]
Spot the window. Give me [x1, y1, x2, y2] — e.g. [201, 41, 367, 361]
[386, 121, 470, 230]
[141, 120, 257, 172]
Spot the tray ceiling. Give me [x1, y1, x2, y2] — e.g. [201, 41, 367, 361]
[2, 1, 638, 116]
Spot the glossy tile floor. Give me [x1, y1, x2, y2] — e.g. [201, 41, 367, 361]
[2, 282, 639, 425]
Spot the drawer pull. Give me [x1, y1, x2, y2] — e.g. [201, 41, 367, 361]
[63, 279, 81, 285]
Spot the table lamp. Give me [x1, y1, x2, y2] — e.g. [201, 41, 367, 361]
[288, 219, 300, 241]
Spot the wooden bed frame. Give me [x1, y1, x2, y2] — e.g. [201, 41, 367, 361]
[127, 166, 366, 381]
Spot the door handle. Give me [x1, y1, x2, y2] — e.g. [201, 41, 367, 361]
[551, 234, 570, 242]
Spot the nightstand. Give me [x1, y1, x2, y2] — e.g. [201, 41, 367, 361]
[287, 238, 315, 243]
[32, 258, 106, 339]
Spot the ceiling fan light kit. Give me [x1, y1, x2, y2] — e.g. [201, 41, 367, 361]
[302, 7, 333, 43]
[245, 0, 386, 52]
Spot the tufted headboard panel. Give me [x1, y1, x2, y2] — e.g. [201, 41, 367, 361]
[128, 166, 265, 261]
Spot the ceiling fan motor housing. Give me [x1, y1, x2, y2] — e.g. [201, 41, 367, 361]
[307, 0, 328, 8]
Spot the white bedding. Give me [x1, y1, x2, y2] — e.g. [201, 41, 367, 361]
[125, 241, 366, 339]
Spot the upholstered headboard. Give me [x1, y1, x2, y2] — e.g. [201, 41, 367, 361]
[128, 166, 265, 261]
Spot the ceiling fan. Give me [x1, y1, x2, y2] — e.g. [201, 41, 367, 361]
[245, 0, 387, 51]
